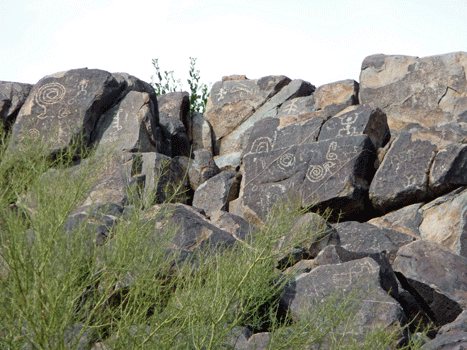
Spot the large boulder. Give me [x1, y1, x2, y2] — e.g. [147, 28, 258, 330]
[313, 79, 359, 118]
[393, 240, 466, 326]
[359, 52, 467, 131]
[0, 81, 33, 129]
[10, 68, 127, 154]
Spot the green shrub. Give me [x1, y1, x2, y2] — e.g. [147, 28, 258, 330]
[150, 57, 211, 116]
[0, 130, 427, 349]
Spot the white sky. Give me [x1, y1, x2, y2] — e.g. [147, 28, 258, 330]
[1, 0, 466, 89]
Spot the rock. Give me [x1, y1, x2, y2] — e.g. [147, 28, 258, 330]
[276, 95, 315, 119]
[421, 332, 467, 350]
[151, 203, 236, 251]
[280, 257, 407, 342]
[210, 210, 255, 241]
[359, 52, 467, 130]
[214, 151, 242, 171]
[311, 245, 399, 298]
[91, 91, 158, 153]
[157, 92, 191, 157]
[430, 143, 467, 195]
[333, 221, 415, 263]
[188, 149, 220, 190]
[224, 327, 252, 349]
[218, 79, 315, 156]
[418, 187, 467, 257]
[369, 131, 437, 213]
[0, 81, 33, 129]
[240, 332, 270, 350]
[204, 76, 291, 142]
[439, 310, 467, 335]
[192, 170, 241, 218]
[368, 203, 423, 239]
[242, 132, 376, 225]
[393, 240, 466, 326]
[318, 104, 390, 150]
[189, 111, 213, 154]
[11, 68, 126, 155]
[139, 152, 190, 205]
[314, 79, 359, 118]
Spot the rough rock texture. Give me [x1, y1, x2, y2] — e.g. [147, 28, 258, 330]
[314, 79, 359, 118]
[0, 81, 33, 129]
[359, 52, 467, 130]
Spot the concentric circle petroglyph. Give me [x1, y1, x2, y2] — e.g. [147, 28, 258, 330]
[306, 164, 326, 182]
[278, 153, 295, 169]
[37, 83, 66, 105]
[251, 137, 272, 153]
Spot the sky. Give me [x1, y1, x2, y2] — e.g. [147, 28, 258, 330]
[1, 0, 466, 90]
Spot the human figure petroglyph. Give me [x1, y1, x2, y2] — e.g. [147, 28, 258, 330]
[337, 113, 358, 137]
[216, 87, 228, 101]
[68, 79, 89, 105]
[36, 82, 66, 119]
[284, 100, 298, 115]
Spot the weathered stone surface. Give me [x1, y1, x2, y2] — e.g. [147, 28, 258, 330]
[210, 210, 255, 241]
[242, 132, 376, 225]
[333, 221, 415, 263]
[218, 79, 315, 156]
[314, 79, 359, 118]
[393, 240, 466, 325]
[439, 310, 467, 335]
[11, 68, 126, 154]
[318, 104, 390, 150]
[204, 76, 291, 141]
[151, 203, 236, 251]
[0, 81, 33, 129]
[369, 131, 437, 213]
[158, 92, 191, 157]
[418, 187, 467, 257]
[421, 332, 467, 350]
[359, 52, 467, 130]
[368, 203, 424, 239]
[281, 258, 406, 341]
[192, 170, 240, 218]
[189, 111, 213, 154]
[276, 95, 315, 119]
[188, 149, 221, 190]
[214, 151, 242, 171]
[92, 91, 158, 153]
[139, 152, 190, 205]
[240, 332, 270, 350]
[112, 72, 159, 110]
[311, 245, 399, 298]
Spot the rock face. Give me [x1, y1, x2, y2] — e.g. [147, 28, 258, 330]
[7, 52, 467, 349]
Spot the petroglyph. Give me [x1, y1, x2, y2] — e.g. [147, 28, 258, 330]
[113, 108, 128, 132]
[68, 79, 89, 105]
[36, 82, 66, 119]
[230, 83, 254, 98]
[337, 113, 358, 137]
[284, 100, 298, 115]
[216, 87, 228, 101]
[250, 136, 273, 154]
[306, 142, 338, 182]
[277, 153, 295, 169]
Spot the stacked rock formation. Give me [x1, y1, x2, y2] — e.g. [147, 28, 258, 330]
[2, 51, 467, 349]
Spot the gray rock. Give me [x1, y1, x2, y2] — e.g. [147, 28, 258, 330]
[192, 170, 240, 218]
[333, 221, 415, 263]
[418, 187, 467, 257]
[280, 257, 407, 343]
[359, 52, 467, 131]
[369, 131, 437, 213]
[189, 111, 213, 154]
[92, 91, 158, 153]
[318, 104, 390, 150]
[10, 68, 126, 155]
[314, 79, 359, 118]
[276, 95, 315, 119]
[188, 149, 221, 190]
[0, 81, 33, 129]
[393, 240, 466, 326]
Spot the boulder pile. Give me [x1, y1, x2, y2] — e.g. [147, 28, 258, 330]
[2, 52, 467, 349]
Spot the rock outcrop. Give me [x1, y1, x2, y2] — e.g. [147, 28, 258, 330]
[4, 51, 467, 349]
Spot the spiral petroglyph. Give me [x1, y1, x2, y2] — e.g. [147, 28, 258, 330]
[37, 83, 66, 105]
[306, 164, 326, 182]
[278, 153, 295, 169]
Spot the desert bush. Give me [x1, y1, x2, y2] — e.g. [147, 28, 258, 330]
[151, 57, 211, 115]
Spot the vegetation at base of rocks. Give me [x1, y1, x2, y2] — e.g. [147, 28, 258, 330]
[0, 133, 427, 349]
[151, 57, 211, 116]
